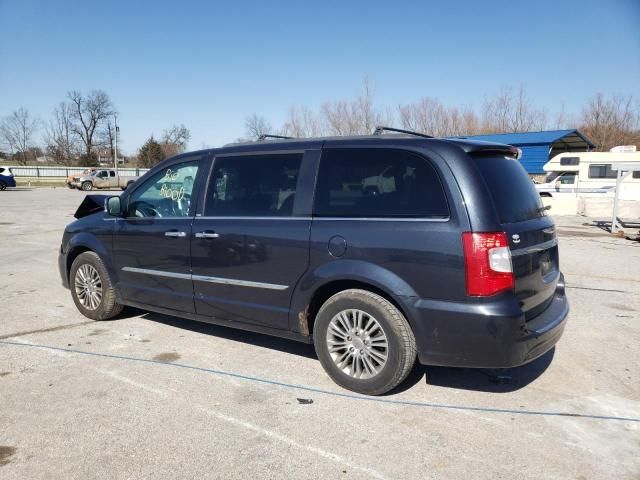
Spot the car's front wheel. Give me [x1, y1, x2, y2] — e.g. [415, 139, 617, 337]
[81, 181, 93, 191]
[0, 181, 6, 190]
[313, 289, 416, 395]
[70, 252, 123, 320]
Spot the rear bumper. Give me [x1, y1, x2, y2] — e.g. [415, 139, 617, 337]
[402, 275, 569, 368]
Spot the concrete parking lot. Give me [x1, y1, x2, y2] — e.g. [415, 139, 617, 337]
[1, 187, 639, 479]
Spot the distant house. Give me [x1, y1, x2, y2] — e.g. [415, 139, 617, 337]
[452, 129, 596, 175]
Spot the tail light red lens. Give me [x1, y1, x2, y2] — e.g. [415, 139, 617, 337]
[462, 232, 514, 296]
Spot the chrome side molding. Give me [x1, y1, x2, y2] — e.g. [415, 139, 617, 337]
[121, 267, 288, 290]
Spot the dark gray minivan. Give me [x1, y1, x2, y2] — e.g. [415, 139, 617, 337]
[59, 132, 568, 395]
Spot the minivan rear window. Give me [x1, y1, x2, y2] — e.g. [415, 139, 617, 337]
[474, 156, 544, 224]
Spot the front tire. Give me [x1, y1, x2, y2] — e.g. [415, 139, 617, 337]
[81, 181, 93, 191]
[313, 289, 416, 395]
[0, 181, 6, 191]
[70, 252, 123, 320]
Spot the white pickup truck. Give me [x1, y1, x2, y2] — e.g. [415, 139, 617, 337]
[72, 169, 139, 191]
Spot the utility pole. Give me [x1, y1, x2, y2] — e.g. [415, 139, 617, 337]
[114, 114, 119, 176]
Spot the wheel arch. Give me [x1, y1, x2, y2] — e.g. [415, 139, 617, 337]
[65, 233, 118, 294]
[290, 260, 418, 339]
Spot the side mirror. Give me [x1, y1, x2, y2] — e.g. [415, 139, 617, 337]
[105, 196, 123, 217]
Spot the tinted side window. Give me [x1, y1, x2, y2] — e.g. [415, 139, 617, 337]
[560, 156, 580, 166]
[589, 164, 617, 179]
[633, 171, 640, 179]
[109, 171, 116, 177]
[127, 160, 199, 218]
[314, 149, 448, 218]
[205, 154, 302, 217]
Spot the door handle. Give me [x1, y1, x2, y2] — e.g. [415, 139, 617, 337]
[164, 231, 187, 238]
[194, 231, 220, 239]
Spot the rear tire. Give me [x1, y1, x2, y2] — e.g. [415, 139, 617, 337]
[81, 181, 93, 191]
[313, 289, 416, 395]
[70, 252, 123, 320]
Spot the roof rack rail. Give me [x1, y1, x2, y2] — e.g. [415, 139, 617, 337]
[373, 126, 433, 139]
[257, 134, 294, 141]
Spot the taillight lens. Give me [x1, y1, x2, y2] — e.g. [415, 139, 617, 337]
[462, 232, 514, 296]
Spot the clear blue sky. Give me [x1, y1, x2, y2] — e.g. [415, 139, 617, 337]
[1, 0, 639, 154]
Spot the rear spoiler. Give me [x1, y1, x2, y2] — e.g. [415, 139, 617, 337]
[445, 139, 522, 159]
[469, 146, 522, 160]
[74, 194, 108, 219]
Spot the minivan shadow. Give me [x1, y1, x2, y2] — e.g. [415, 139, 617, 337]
[124, 307, 554, 394]
[388, 348, 556, 395]
[138, 310, 317, 360]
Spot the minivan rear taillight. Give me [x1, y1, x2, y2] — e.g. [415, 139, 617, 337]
[462, 232, 514, 296]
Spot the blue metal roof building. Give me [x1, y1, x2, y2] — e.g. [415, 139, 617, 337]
[453, 130, 596, 174]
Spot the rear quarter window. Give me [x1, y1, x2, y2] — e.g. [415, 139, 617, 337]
[314, 148, 449, 218]
[474, 155, 544, 224]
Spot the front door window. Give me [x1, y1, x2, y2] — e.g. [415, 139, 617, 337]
[127, 161, 199, 218]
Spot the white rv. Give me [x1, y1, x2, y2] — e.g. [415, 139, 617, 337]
[535, 148, 640, 200]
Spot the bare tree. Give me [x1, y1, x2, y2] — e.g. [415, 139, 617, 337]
[552, 103, 572, 130]
[270, 81, 640, 151]
[162, 123, 191, 147]
[321, 77, 387, 136]
[282, 105, 327, 138]
[482, 86, 547, 133]
[0, 108, 40, 165]
[244, 114, 272, 139]
[160, 123, 191, 157]
[68, 90, 114, 164]
[44, 102, 79, 165]
[398, 98, 481, 137]
[579, 93, 640, 151]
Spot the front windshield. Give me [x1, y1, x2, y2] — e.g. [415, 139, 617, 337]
[545, 171, 563, 182]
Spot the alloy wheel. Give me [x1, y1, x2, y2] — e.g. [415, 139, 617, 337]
[74, 264, 103, 310]
[326, 309, 389, 379]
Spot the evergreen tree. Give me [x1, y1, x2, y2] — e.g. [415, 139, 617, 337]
[138, 136, 165, 168]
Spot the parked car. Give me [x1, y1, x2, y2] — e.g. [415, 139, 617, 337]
[0, 167, 16, 190]
[66, 168, 95, 189]
[59, 132, 569, 395]
[71, 169, 138, 191]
